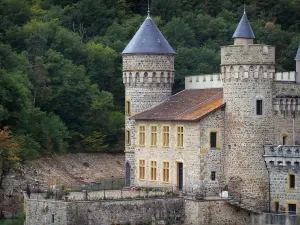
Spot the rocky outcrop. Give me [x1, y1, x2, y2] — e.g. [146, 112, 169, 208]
[0, 153, 125, 218]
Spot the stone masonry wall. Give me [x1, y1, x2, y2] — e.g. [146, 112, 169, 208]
[184, 199, 251, 225]
[134, 109, 225, 193]
[123, 54, 175, 187]
[25, 196, 184, 225]
[222, 44, 276, 210]
[269, 168, 300, 213]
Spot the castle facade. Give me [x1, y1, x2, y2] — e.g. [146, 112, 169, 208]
[123, 10, 300, 214]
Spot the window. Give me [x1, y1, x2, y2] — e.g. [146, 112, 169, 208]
[274, 201, 279, 213]
[139, 125, 146, 146]
[288, 203, 297, 215]
[125, 129, 131, 145]
[150, 161, 157, 181]
[211, 171, 216, 181]
[52, 214, 55, 223]
[283, 135, 287, 145]
[162, 126, 170, 147]
[289, 174, 295, 189]
[163, 161, 170, 183]
[176, 126, 184, 148]
[210, 132, 217, 148]
[256, 100, 263, 115]
[139, 160, 145, 180]
[125, 100, 131, 116]
[150, 125, 157, 147]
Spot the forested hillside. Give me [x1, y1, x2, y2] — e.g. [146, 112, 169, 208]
[0, 0, 300, 164]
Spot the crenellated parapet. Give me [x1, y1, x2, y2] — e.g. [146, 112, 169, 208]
[221, 45, 275, 66]
[264, 145, 300, 168]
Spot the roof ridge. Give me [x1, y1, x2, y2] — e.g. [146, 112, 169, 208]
[174, 90, 223, 119]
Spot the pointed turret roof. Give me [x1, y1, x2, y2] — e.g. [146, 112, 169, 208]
[295, 46, 300, 60]
[122, 15, 175, 54]
[232, 9, 255, 39]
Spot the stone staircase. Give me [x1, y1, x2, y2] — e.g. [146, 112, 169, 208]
[225, 198, 261, 214]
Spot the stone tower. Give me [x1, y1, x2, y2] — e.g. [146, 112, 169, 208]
[122, 12, 175, 186]
[221, 9, 275, 209]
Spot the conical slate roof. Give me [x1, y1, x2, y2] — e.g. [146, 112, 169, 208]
[295, 47, 300, 60]
[122, 15, 175, 54]
[232, 10, 255, 39]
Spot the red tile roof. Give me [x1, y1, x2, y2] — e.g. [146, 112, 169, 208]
[131, 88, 224, 121]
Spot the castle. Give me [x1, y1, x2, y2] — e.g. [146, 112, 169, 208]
[123, 9, 300, 214]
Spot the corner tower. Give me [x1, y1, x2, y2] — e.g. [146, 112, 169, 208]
[222, 9, 275, 209]
[122, 12, 175, 186]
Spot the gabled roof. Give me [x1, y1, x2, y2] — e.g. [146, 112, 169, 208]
[131, 88, 224, 121]
[232, 10, 255, 39]
[295, 47, 300, 60]
[122, 16, 175, 54]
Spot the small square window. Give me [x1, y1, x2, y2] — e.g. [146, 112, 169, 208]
[256, 100, 263, 115]
[211, 171, 216, 181]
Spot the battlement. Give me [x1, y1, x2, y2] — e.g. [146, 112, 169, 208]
[185, 74, 222, 89]
[275, 71, 296, 82]
[264, 145, 300, 167]
[123, 54, 174, 71]
[221, 44, 275, 66]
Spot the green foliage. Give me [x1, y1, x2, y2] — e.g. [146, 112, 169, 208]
[0, 0, 299, 159]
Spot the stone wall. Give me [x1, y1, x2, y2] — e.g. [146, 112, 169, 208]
[185, 74, 222, 90]
[184, 199, 251, 225]
[252, 213, 300, 225]
[25, 196, 184, 225]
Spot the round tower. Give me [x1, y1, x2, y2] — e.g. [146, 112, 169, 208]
[222, 9, 275, 209]
[122, 12, 175, 186]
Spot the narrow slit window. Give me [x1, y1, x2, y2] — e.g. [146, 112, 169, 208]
[274, 201, 279, 212]
[210, 132, 217, 148]
[125, 100, 131, 116]
[52, 214, 55, 223]
[256, 100, 263, 115]
[283, 135, 287, 145]
[289, 174, 295, 189]
[125, 130, 131, 145]
[211, 171, 216, 181]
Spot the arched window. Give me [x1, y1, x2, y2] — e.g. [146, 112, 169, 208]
[153, 72, 157, 83]
[249, 66, 254, 77]
[161, 72, 164, 83]
[167, 73, 171, 83]
[239, 66, 244, 78]
[259, 66, 263, 77]
[129, 72, 132, 84]
[230, 66, 234, 78]
[136, 72, 140, 83]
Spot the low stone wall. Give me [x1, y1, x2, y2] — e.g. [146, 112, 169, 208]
[24, 195, 184, 225]
[184, 199, 251, 225]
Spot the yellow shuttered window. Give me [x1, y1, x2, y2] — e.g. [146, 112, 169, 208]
[139, 160, 145, 180]
[177, 126, 184, 148]
[150, 161, 157, 181]
[139, 125, 145, 146]
[162, 161, 170, 183]
[150, 126, 157, 147]
[162, 126, 170, 147]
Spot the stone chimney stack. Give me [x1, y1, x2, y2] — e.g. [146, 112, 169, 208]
[295, 46, 300, 83]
